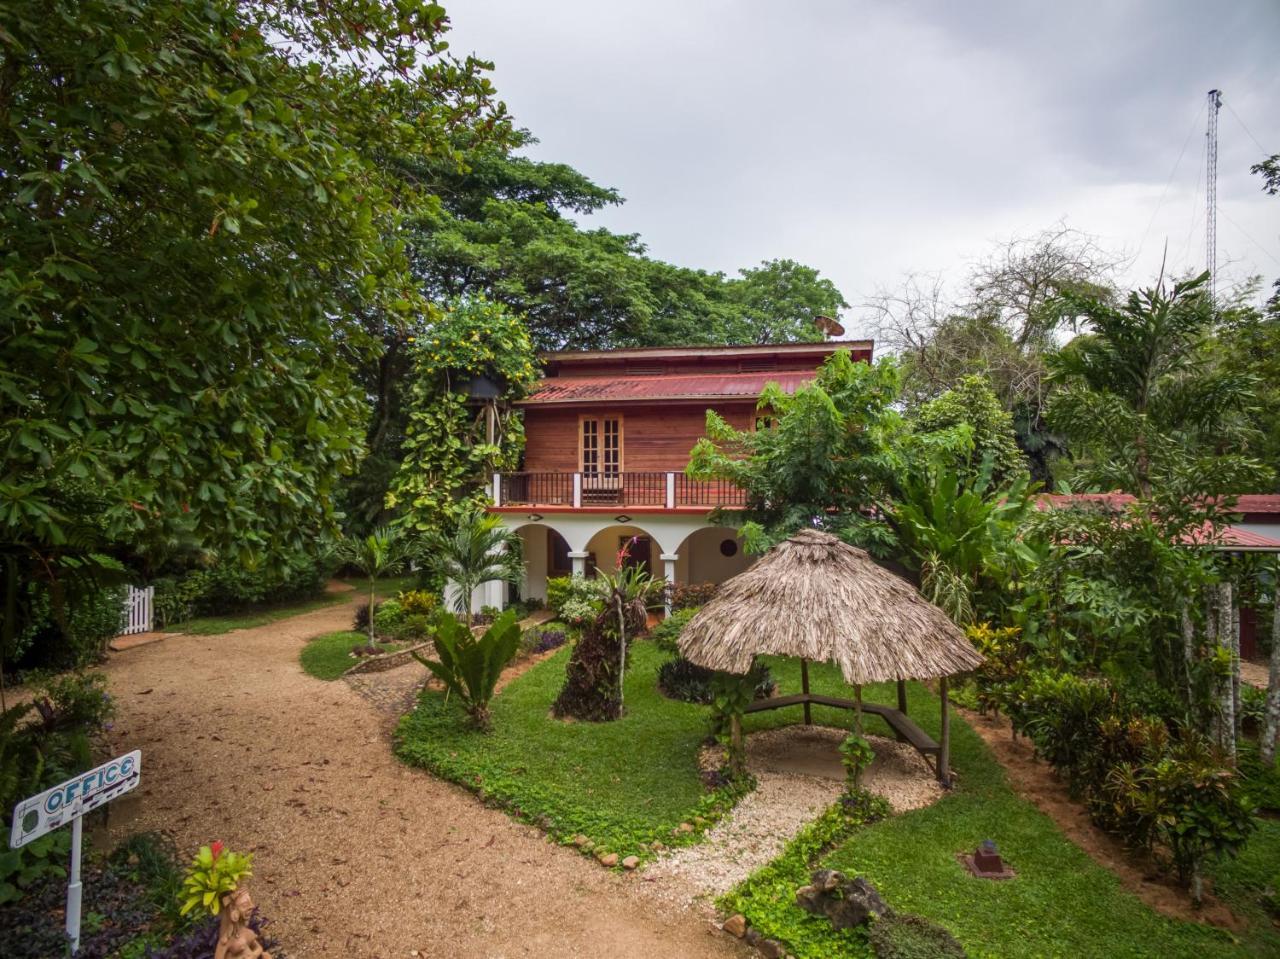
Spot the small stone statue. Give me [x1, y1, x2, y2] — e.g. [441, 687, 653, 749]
[215, 886, 273, 959]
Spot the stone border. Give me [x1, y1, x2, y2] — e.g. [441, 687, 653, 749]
[342, 642, 431, 675]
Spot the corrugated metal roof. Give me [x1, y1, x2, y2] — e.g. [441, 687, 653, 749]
[520, 370, 818, 405]
[1235, 494, 1280, 514]
[1036, 494, 1280, 551]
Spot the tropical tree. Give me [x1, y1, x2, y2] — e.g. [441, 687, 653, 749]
[687, 351, 904, 554]
[552, 542, 664, 721]
[910, 374, 1028, 484]
[423, 508, 522, 625]
[722, 259, 849, 344]
[334, 527, 415, 647]
[1047, 272, 1267, 499]
[0, 0, 507, 651]
[385, 299, 538, 536]
[882, 458, 1036, 624]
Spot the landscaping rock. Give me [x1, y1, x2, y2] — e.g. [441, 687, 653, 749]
[722, 914, 748, 938]
[744, 928, 761, 945]
[598, 852, 619, 867]
[572, 834, 590, 848]
[758, 940, 785, 959]
[796, 870, 891, 930]
[621, 856, 640, 870]
[677, 822, 694, 834]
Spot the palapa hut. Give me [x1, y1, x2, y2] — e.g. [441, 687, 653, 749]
[678, 529, 983, 785]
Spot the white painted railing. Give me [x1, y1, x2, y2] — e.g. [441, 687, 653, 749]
[119, 585, 154, 636]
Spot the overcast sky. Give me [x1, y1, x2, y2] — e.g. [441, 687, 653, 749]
[443, 1, 1280, 338]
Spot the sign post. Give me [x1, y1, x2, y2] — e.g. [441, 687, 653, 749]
[8, 749, 141, 954]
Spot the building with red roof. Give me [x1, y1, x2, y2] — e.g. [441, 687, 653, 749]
[481, 340, 872, 611]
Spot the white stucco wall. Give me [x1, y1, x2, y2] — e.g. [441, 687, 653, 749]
[518, 524, 550, 601]
[683, 526, 751, 583]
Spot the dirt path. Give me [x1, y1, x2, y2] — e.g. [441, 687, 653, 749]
[98, 601, 747, 959]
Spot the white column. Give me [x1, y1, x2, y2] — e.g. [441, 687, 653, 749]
[660, 552, 679, 616]
[572, 472, 582, 508]
[491, 473, 502, 506]
[568, 550, 590, 577]
[665, 472, 676, 509]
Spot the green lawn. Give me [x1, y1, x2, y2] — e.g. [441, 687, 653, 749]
[175, 575, 418, 636]
[396, 641, 750, 860]
[395, 641, 1279, 957]
[724, 668, 1280, 959]
[299, 630, 407, 680]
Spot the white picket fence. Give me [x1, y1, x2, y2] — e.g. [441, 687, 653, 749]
[119, 585, 154, 636]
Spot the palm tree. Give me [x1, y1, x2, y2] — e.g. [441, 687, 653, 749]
[334, 526, 414, 647]
[425, 507, 522, 625]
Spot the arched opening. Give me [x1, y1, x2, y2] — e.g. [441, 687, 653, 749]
[674, 526, 751, 588]
[512, 523, 573, 602]
[583, 524, 665, 578]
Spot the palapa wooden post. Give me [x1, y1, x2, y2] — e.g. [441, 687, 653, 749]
[801, 658, 812, 725]
[939, 676, 951, 787]
[895, 678, 908, 742]
[730, 712, 745, 775]
[854, 684, 863, 736]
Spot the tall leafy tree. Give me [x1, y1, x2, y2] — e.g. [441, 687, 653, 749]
[0, 0, 507, 641]
[910, 374, 1028, 484]
[687, 351, 904, 554]
[1047, 272, 1267, 498]
[722, 259, 848, 344]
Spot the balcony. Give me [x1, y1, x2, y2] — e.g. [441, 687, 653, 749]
[492, 472, 746, 510]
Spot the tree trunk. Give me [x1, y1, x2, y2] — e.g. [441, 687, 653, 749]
[1214, 582, 1235, 759]
[1262, 596, 1280, 765]
[368, 577, 377, 646]
[1181, 604, 1196, 713]
[1231, 599, 1242, 745]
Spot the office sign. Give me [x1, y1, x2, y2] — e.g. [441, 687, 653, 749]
[9, 750, 141, 848]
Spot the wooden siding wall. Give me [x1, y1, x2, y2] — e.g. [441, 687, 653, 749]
[522, 403, 756, 473]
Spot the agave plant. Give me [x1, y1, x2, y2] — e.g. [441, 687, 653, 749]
[412, 609, 521, 731]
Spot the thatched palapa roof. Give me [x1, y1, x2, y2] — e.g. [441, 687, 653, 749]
[678, 529, 983, 685]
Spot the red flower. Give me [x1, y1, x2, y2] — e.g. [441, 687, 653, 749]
[210, 841, 224, 861]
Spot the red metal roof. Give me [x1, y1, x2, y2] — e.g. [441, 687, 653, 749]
[1039, 492, 1280, 516]
[1036, 494, 1280, 551]
[1235, 494, 1280, 515]
[520, 370, 817, 405]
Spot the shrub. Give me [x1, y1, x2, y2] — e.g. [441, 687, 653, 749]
[838, 734, 875, 790]
[657, 656, 775, 705]
[372, 599, 406, 638]
[398, 613, 434, 640]
[27, 670, 115, 733]
[412, 610, 521, 730]
[546, 576, 603, 625]
[9, 584, 126, 669]
[868, 913, 967, 959]
[671, 581, 717, 611]
[527, 629, 568, 653]
[475, 604, 500, 625]
[397, 590, 439, 617]
[650, 607, 698, 655]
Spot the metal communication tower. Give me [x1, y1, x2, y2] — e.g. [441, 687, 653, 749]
[1206, 89, 1221, 300]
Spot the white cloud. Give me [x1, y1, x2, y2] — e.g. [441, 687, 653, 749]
[443, 0, 1280, 315]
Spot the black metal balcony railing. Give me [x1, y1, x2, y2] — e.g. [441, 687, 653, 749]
[494, 472, 746, 509]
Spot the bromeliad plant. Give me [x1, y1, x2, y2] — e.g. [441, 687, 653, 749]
[180, 842, 252, 918]
[412, 609, 521, 731]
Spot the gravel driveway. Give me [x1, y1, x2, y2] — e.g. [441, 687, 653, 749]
[98, 601, 747, 959]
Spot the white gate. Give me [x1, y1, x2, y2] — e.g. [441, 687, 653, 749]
[119, 585, 154, 636]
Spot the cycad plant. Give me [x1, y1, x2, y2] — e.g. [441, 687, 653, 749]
[334, 525, 414, 647]
[425, 507, 522, 625]
[413, 609, 521, 730]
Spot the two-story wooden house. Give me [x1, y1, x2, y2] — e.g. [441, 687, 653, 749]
[484, 340, 874, 611]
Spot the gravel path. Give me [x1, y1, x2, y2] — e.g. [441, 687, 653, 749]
[97, 601, 747, 959]
[636, 726, 941, 913]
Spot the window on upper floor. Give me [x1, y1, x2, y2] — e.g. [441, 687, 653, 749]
[580, 415, 622, 476]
